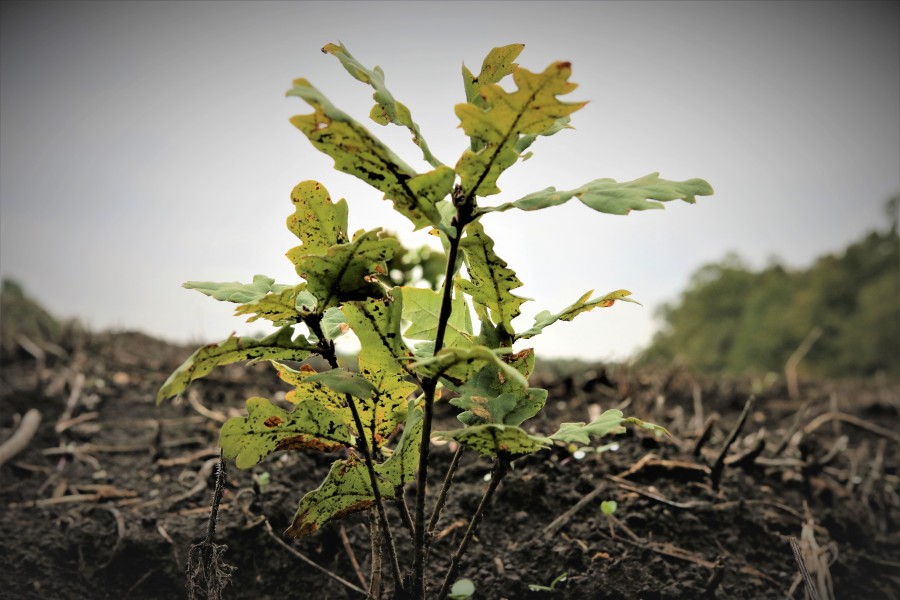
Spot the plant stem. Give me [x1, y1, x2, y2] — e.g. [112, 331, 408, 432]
[410, 218, 466, 598]
[435, 455, 509, 600]
[426, 445, 463, 539]
[310, 318, 405, 594]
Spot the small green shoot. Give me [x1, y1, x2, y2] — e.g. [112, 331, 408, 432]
[528, 571, 568, 592]
[448, 578, 475, 599]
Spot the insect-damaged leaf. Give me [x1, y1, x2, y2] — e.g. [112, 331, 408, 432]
[445, 348, 545, 426]
[289, 229, 400, 311]
[233, 284, 309, 325]
[220, 396, 352, 469]
[410, 345, 527, 389]
[156, 327, 316, 404]
[344, 296, 415, 376]
[399, 286, 473, 350]
[455, 60, 585, 198]
[549, 409, 667, 445]
[287, 180, 349, 255]
[305, 369, 377, 399]
[285, 405, 423, 537]
[481, 173, 714, 216]
[288, 78, 454, 230]
[463, 44, 524, 106]
[517, 289, 641, 340]
[344, 296, 418, 448]
[323, 42, 444, 169]
[321, 306, 350, 339]
[456, 221, 528, 335]
[436, 424, 551, 458]
[271, 362, 346, 409]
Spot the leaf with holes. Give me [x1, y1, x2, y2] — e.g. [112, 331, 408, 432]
[285, 405, 422, 537]
[157, 327, 316, 404]
[220, 396, 352, 469]
[455, 60, 585, 198]
[516, 289, 641, 340]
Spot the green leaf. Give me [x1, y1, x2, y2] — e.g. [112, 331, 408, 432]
[436, 423, 551, 458]
[410, 345, 527, 389]
[455, 60, 585, 198]
[600, 500, 618, 516]
[514, 116, 572, 156]
[323, 42, 444, 168]
[549, 409, 626, 445]
[445, 348, 545, 426]
[157, 327, 316, 404]
[517, 289, 641, 340]
[285, 405, 423, 537]
[457, 221, 528, 335]
[305, 369, 377, 399]
[344, 296, 415, 375]
[344, 296, 418, 448]
[463, 44, 524, 106]
[271, 362, 346, 410]
[289, 229, 400, 311]
[288, 78, 454, 230]
[286, 180, 349, 254]
[450, 389, 547, 427]
[481, 173, 714, 216]
[321, 306, 349, 339]
[183, 274, 291, 304]
[399, 286, 473, 349]
[449, 578, 476, 599]
[549, 410, 666, 445]
[220, 396, 351, 469]
[234, 284, 308, 325]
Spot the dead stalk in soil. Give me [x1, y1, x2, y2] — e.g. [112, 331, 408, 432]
[710, 395, 755, 489]
[0, 408, 42, 466]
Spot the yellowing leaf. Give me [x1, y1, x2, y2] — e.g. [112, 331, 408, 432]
[399, 286, 473, 349]
[286, 181, 349, 254]
[288, 78, 453, 230]
[455, 61, 585, 197]
[435, 424, 551, 458]
[157, 328, 316, 404]
[289, 229, 400, 311]
[220, 396, 351, 469]
[456, 221, 528, 335]
[517, 289, 641, 340]
[323, 42, 444, 168]
[286, 406, 422, 537]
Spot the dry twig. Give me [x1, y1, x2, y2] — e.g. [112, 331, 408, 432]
[0, 408, 42, 466]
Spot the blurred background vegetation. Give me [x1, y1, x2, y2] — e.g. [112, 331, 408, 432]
[639, 197, 899, 379]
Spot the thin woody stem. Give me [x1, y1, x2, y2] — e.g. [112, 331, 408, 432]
[310, 318, 405, 594]
[436, 455, 509, 600]
[411, 187, 474, 599]
[427, 445, 464, 538]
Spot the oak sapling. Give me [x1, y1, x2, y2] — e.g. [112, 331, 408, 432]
[158, 42, 713, 599]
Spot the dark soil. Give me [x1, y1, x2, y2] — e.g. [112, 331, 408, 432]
[1, 330, 898, 599]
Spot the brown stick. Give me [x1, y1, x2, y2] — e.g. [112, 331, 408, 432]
[803, 411, 900, 444]
[786, 327, 822, 399]
[0, 408, 43, 467]
[541, 486, 605, 539]
[710, 396, 755, 489]
[339, 525, 368, 590]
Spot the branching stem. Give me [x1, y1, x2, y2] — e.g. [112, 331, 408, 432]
[436, 454, 509, 600]
[427, 445, 464, 539]
[411, 186, 474, 599]
[309, 318, 405, 594]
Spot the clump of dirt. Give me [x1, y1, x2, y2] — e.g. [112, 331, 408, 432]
[1, 324, 898, 599]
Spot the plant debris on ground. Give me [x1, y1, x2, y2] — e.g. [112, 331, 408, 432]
[1, 323, 897, 599]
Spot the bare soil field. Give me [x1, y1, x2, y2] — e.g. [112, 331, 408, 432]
[1, 330, 898, 599]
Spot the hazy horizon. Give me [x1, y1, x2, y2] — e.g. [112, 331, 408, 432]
[2, 1, 898, 360]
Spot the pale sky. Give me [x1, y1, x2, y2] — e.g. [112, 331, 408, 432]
[1, 1, 898, 361]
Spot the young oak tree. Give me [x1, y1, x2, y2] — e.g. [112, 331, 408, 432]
[158, 43, 713, 599]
